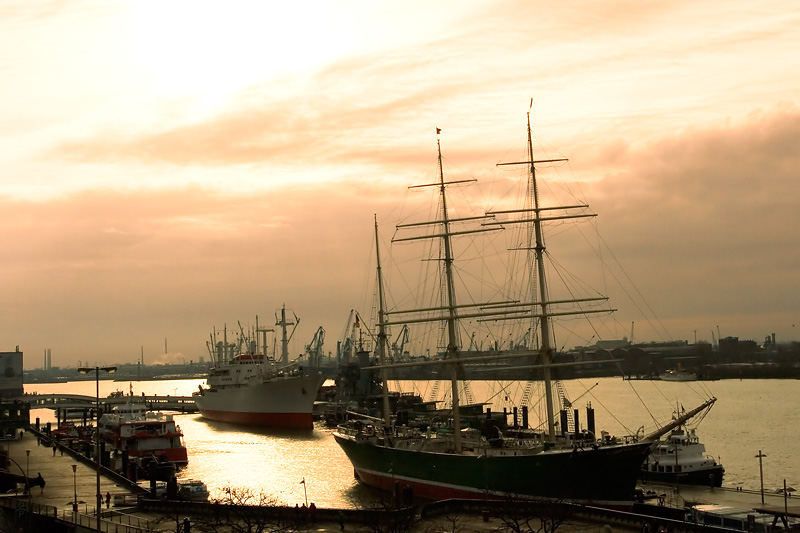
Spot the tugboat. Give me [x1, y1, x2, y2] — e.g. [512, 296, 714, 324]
[641, 424, 724, 486]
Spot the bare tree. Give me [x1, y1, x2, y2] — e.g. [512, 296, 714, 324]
[493, 500, 567, 533]
[190, 485, 303, 533]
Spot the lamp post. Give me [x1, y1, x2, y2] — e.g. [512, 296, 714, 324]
[71, 464, 78, 513]
[755, 450, 767, 505]
[78, 365, 116, 532]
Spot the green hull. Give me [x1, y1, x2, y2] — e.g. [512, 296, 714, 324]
[334, 433, 651, 505]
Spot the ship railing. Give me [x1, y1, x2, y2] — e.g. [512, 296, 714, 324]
[336, 422, 422, 440]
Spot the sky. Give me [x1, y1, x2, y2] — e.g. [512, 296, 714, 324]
[1, 0, 798, 368]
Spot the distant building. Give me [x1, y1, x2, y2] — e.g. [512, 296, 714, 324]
[0, 349, 23, 398]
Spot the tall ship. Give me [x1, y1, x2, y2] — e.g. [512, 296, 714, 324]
[195, 305, 325, 429]
[334, 105, 708, 506]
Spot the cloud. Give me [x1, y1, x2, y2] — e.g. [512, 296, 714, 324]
[574, 106, 800, 335]
[7, 105, 800, 366]
[0, 182, 416, 365]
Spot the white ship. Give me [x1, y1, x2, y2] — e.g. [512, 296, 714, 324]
[660, 369, 698, 381]
[641, 404, 724, 486]
[194, 305, 325, 429]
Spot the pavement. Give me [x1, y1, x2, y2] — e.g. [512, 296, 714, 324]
[641, 480, 799, 512]
[2, 428, 135, 514]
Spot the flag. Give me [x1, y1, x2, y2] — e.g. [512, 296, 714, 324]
[436, 127, 441, 134]
[300, 478, 305, 485]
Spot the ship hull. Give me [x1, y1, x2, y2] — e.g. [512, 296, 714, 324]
[334, 433, 652, 506]
[196, 373, 325, 429]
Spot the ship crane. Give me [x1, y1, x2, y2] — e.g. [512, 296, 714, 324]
[338, 309, 357, 364]
[392, 325, 409, 360]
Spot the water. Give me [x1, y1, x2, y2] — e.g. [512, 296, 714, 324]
[25, 377, 799, 507]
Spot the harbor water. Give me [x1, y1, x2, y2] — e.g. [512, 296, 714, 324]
[25, 377, 799, 508]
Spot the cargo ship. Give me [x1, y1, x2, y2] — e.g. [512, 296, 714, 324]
[195, 305, 325, 429]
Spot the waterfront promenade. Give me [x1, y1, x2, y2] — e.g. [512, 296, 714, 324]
[3, 427, 796, 532]
[1, 430, 629, 531]
[4, 430, 133, 513]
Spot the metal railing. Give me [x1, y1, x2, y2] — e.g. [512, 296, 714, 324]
[0, 496, 153, 532]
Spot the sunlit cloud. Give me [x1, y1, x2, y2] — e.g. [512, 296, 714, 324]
[2, 1, 799, 366]
[3, 106, 799, 364]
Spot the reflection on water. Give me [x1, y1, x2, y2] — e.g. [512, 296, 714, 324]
[25, 376, 799, 508]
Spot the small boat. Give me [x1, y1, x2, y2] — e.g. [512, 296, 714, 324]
[177, 479, 210, 501]
[194, 306, 325, 429]
[660, 369, 697, 381]
[641, 424, 724, 486]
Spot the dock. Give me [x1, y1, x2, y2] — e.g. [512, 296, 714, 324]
[1, 428, 152, 531]
[22, 392, 198, 413]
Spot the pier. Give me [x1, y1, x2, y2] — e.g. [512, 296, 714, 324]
[21, 393, 198, 414]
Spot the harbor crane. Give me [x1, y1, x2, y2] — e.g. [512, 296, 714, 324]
[305, 326, 326, 369]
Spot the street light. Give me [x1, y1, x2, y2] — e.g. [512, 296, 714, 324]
[755, 450, 767, 505]
[78, 365, 116, 532]
[71, 464, 78, 513]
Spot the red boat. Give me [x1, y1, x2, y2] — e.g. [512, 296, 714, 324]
[99, 403, 188, 468]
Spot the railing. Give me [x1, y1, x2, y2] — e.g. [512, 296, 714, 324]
[61, 508, 152, 533]
[0, 496, 152, 532]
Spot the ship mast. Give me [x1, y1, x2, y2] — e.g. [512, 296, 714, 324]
[435, 134, 464, 453]
[373, 215, 392, 427]
[385, 130, 497, 452]
[490, 101, 612, 441]
[526, 107, 557, 440]
[276, 304, 299, 364]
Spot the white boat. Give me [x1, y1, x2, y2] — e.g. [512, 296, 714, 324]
[195, 306, 325, 429]
[177, 479, 210, 501]
[642, 422, 724, 486]
[660, 369, 698, 381]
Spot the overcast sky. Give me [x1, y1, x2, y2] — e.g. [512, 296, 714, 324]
[2, 1, 798, 368]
